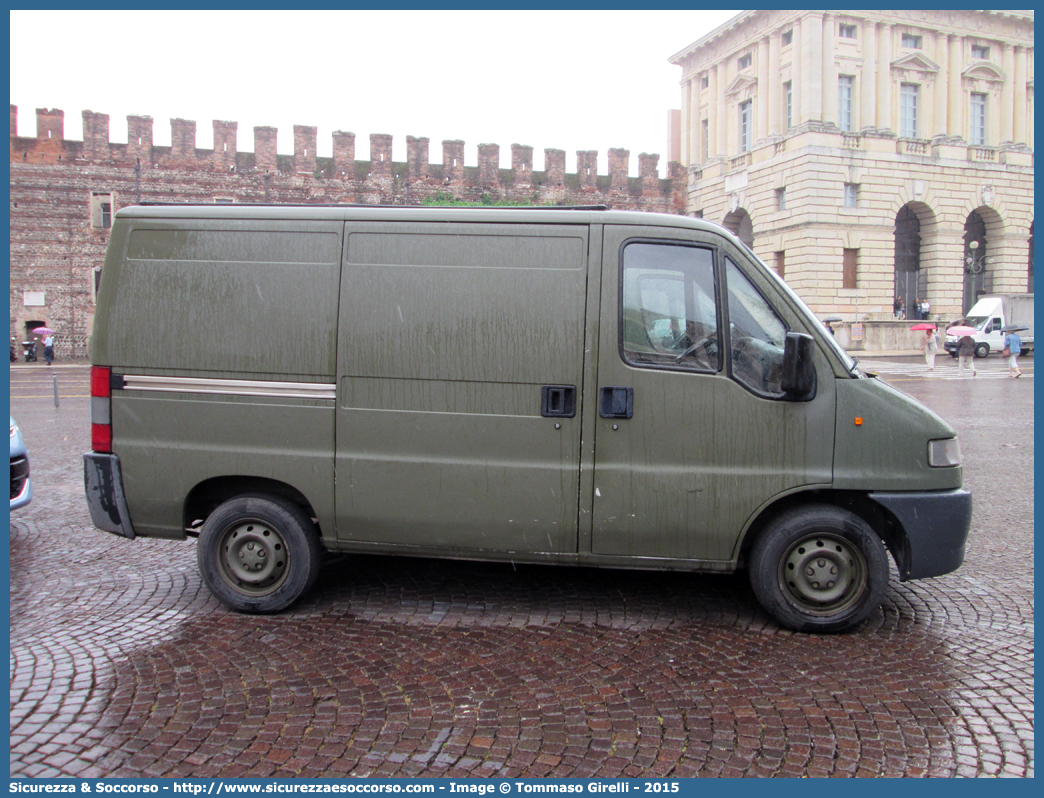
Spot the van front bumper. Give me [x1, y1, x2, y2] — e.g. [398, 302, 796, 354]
[870, 488, 972, 581]
[83, 453, 135, 539]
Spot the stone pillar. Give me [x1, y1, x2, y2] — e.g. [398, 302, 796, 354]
[406, 136, 429, 182]
[170, 118, 196, 160]
[577, 151, 597, 189]
[1001, 44, 1015, 144]
[933, 31, 948, 138]
[254, 126, 278, 172]
[802, 11, 824, 123]
[212, 120, 237, 170]
[608, 148, 629, 192]
[639, 153, 659, 197]
[792, 19, 802, 126]
[443, 140, 465, 183]
[127, 116, 153, 164]
[948, 35, 962, 135]
[333, 131, 355, 178]
[768, 31, 781, 137]
[757, 35, 770, 142]
[369, 134, 393, 179]
[921, 36, 936, 138]
[821, 14, 836, 127]
[36, 108, 64, 140]
[82, 111, 110, 161]
[1013, 46, 1028, 145]
[544, 149, 565, 186]
[511, 144, 533, 185]
[478, 143, 499, 186]
[680, 78, 691, 165]
[877, 24, 893, 133]
[715, 61, 726, 157]
[293, 125, 317, 174]
[690, 78, 701, 163]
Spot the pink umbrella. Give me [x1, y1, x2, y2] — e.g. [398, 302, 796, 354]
[946, 325, 977, 337]
[909, 323, 936, 331]
[31, 326, 54, 336]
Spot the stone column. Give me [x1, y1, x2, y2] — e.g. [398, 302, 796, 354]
[690, 79, 701, 164]
[821, 14, 837, 127]
[792, 18, 802, 125]
[1013, 45, 1027, 145]
[948, 35, 962, 135]
[709, 63, 721, 158]
[680, 78, 691, 165]
[859, 21, 877, 131]
[1001, 44, 1015, 143]
[802, 11, 824, 123]
[768, 30, 781, 136]
[877, 24, 893, 133]
[757, 35, 770, 141]
[921, 39, 936, 138]
[934, 31, 949, 138]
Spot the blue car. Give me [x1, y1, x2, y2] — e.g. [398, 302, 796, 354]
[10, 416, 32, 510]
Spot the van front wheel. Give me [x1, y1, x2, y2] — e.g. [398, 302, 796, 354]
[197, 495, 322, 613]
[749, 505, 889, 633]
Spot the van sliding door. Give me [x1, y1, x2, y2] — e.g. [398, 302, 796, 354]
[334, 222, 589, 554]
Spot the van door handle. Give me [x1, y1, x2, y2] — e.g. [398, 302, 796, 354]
[541, 385, 576, 418]
[599, 386, 633, 419]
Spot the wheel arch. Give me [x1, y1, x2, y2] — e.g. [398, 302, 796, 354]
[184, 476, 320, 536]
[738, 489, 909, 575]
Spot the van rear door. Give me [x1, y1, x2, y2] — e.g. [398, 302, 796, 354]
[589, 225, 836, 563]
[334, 221, 589, 554]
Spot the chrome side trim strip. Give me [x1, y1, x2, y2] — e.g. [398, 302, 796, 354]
[122, 375, 336, 400]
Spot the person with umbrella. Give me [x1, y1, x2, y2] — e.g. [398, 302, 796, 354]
[1003, 326, 1025, 378]
[33, 326, 54, 366]
[957, 333, 976, 377]
[913, 324, 940, 370]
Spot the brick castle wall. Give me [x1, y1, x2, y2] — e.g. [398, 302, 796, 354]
[10, 105, 689, 348]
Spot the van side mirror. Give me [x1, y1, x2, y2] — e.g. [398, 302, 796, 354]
[781, 332, 816, 401]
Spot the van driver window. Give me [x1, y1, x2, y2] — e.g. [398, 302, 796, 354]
[621, 242, 719, 372]
[725, 257, 788, 396]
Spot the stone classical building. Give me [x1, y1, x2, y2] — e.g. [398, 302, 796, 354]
[668, 9, 1034, 321]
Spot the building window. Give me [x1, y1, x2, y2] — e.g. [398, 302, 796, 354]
[843, 248, 858, 289]
[739, 100, 753, 152]
[838, 75, 854, 132]
[784, 81, 793, 130]
[844, 183, 859, 208]
[900, 83, 919, 138]
[972, 44, 990, 60]
[839, 23, 857, 39]
[775, 251, 786, 280]
[90, 192, 114, 229]
[701, 119, 709, 161]
[782, 30, 793, 46]
[777, 188, 787, 210]
[970, 93, 987, 145]
[737, 53, 752, 70]
[901, 33, 922, 49]
[701, 75, 709, 89]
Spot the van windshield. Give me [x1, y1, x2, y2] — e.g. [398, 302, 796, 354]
[963, 315, 990, 329]
[738, 240, 858, 372]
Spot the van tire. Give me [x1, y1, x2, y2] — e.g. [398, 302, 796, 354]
[974, 342, 990, 358]
[749, 505, 889, 633]
[197, 495, 322, 613]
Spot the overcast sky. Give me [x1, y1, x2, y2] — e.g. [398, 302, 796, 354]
[10, 9, 741, 176]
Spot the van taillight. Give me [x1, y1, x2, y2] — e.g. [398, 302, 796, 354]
[91, 366, 112, 453]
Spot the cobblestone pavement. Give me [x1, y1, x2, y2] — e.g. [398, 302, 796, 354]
[9, 360, 1033, 778]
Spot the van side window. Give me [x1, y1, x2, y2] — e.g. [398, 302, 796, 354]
[725, 257, 788, 397]
[621, 242, 719, 372]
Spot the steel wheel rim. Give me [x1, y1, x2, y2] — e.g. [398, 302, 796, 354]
[778, 533, 867, 616]
[217, 520, 289, 596]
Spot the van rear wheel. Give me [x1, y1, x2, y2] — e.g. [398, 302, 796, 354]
[197, 495, 322, 613]
[749, 505, 889, 633]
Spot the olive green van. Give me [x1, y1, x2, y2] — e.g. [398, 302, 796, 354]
[84, 204, 971, 632]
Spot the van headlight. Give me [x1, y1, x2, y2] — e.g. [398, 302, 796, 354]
[929, 438, 961, 467]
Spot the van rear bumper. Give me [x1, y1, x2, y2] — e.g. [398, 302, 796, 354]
[869, 489, 972, 581]
[83, 453, 135, 539]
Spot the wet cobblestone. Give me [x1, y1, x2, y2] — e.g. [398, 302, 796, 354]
[9, 362, 1034, 777]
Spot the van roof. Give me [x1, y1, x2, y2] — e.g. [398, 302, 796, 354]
[114, 202, 730, 235]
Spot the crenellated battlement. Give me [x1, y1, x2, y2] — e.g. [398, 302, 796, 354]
[9, 104, 686, 209]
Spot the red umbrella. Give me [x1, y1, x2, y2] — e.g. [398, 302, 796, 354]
[947, 325, 977, 337]
[909, 323, 936, 331]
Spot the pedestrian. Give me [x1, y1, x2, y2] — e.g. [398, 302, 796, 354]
[923, 327, 939, 370]
[825, 321, 835, 336]
[1003, 330, 1023, 378]
[914, 297, 923, 320]
[894, 297, 903, 319]
[42, 333, 54, 366]
[921, 297, 930, 320]
[957, 334, 976, 377]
